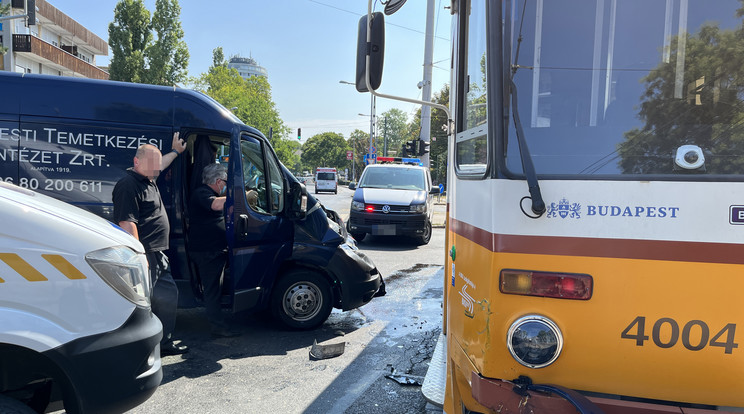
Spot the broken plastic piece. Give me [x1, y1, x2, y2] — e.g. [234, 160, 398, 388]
[385, 374, 423, 386]
[309, 339, 345, 360]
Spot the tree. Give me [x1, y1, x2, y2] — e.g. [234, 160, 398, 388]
[378, 108, 408, 157]
[348, 129, 370, 180]
[108, 0, 151, 83]
[301, 132, 350, 171]
[0, 3, 9, 54]
[212, 47, 226, 68]
[408, 84, 450, 184]
[192, 48, 297, 168]
[145, 0, 189, 86]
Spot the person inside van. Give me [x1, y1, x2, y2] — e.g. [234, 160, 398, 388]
[113, 132, 189, 356]
[188, 163, 241, 338]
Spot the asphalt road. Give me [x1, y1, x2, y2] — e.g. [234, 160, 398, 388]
[122, 186, 447, 414]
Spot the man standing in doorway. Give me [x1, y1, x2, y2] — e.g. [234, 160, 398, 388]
[113, 132, 188, 356]
[188, 163, 240, 338]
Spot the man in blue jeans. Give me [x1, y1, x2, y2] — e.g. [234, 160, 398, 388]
[188, 163, 240, 338]
[113, 132, 189, 356]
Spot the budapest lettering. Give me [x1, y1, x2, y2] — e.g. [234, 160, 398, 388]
[587, 205, 679, 218]
[547, 198, 679, 219]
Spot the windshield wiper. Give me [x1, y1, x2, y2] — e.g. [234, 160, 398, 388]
[509, 78, 545, 217]
[507, 0, 544, 218]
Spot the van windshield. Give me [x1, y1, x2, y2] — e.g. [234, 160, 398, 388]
[359, 167, 426, 191]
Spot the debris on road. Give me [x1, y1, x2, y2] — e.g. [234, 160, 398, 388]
[385, 373, 424, 386]
[309, 339, 346, 360]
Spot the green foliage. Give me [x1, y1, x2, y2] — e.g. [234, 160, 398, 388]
[378, 108, 408, 156]
[348, 129, 370, 180]
[108, 0, 151, 83]
[191, 50, 297, 168]
[408, 84, 450, 184]
[0, 3, 9, 54]
[108, 0, 188, 85]
[212, 47, 226, 68]
[145, 0, 189, 85]
[301, 132, 350, 171]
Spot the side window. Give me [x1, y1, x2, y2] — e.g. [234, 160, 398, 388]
[265, 151, 284, 214]
[456, 0, 488, 176]
[240, 138, 269, 214]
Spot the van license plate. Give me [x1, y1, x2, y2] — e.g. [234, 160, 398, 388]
[373, 225, 396, 235]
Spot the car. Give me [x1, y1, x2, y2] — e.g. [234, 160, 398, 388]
[347, 158, 438, 245]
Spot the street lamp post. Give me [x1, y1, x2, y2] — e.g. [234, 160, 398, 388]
[340, 80, 376, 165]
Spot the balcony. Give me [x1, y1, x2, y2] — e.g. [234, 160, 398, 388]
[12, 34, 108, 80]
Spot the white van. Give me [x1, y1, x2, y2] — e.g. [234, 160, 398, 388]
[0, 181, 162, 413]
[315, 167, 338, 194]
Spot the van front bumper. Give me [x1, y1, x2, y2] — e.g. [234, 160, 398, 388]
[348, 210, 428, 237]
[44, 307, 163, 414]
[329, 243, 383, 311]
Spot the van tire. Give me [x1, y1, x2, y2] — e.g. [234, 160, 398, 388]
[0, 395, 36, 414]
[416, 220, 432, 245]
[271, 270, 333, 330]
[350, 232, 365, 242]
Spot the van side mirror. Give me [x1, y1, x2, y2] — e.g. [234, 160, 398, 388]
[287, 181, 308, 220]
[355, 12, 385, 92]
[348, 182, 356, 190]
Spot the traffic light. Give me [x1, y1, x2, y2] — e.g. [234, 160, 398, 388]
[297, 128, 301, 141]
[27, 0, 36, 26]
[417, 140, 430, 156]
[404, 140, 415, 156]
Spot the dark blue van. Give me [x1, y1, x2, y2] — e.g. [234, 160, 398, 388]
[0, 72, 383, 329]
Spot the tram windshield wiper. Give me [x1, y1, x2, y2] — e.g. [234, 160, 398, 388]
[508, 78, 545, 217]
[508, 0, 545, 218]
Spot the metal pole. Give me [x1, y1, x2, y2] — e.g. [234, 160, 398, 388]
[383, 117, 387, 157]
[420, 0, 435, 168]
[368, 94, 375, 164]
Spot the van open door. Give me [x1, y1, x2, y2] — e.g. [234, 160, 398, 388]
[227, 131, 293, 313]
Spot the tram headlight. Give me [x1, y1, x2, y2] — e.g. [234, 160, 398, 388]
[507, 315, 563, 369]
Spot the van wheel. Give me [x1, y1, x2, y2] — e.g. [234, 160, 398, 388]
[0, 395, 36, 414]
[350, 232, 365, 242]
[416, 220, 432, 245]
[271, 270, 333, 330]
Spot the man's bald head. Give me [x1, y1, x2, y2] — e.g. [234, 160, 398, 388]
[133, 144, 163, 180]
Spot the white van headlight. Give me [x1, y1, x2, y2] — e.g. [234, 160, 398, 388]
[409, 203, 427, 213]
[351, 201, 365, 211]
[86, 246, 151, 308]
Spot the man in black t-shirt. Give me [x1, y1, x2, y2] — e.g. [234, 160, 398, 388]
[113, 132, 189, 356]
[188, 163, 240, 337]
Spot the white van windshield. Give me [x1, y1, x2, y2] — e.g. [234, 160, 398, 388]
[359, 167, 426, 191]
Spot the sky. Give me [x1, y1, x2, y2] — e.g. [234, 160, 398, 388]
[44, 0, 452, 143]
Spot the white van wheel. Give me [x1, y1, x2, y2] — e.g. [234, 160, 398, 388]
[271, 271, 333, 330]
[416, 220, 432, 245]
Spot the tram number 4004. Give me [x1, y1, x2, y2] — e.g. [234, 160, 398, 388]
[621, 316, 738, 354]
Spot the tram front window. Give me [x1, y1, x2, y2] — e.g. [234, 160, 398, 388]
[506, 0, 744, 176]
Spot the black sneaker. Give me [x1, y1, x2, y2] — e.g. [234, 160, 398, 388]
[161, 342, 189, 356]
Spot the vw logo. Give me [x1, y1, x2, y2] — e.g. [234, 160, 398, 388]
[382, 205, 391, 214]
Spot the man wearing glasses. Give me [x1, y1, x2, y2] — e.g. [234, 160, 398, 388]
[188, 163, 240, 338]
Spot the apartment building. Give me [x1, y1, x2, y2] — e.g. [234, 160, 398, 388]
[0, 0, 108, 79]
